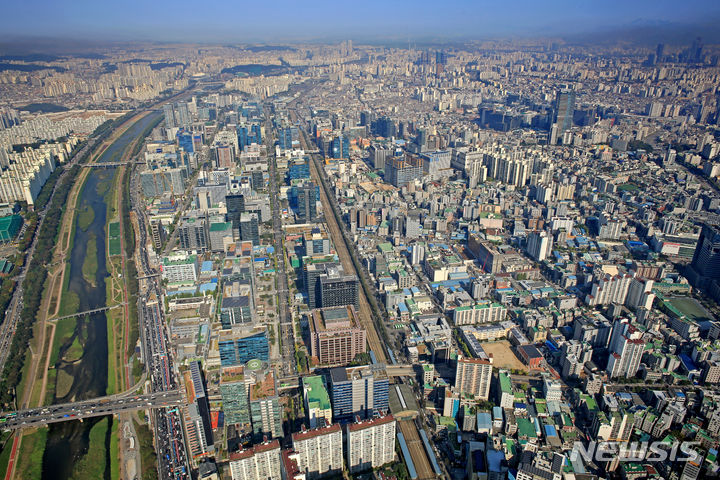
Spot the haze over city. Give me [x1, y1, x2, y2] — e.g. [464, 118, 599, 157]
[2, 0, 720, 43]
[0, 2, 720, 480]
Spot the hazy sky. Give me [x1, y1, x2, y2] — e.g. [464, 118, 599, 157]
[3, 0, 720, 42]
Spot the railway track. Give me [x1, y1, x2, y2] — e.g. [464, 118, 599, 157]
[289, 91, 437, 478]
[306, 145, 388, 364]
[398, 420, 435, 480]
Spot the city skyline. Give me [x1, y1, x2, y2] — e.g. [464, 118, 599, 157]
[2, 0, 720, 44]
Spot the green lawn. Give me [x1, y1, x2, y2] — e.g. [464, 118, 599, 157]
[669, 297, 712, 322]
[44, 369, 57, 404]
[76, 205, 95, 232]
[108, 222, 120, 237]
[108, 221, 121, 256]
[49, 317, 77, 367]
[64, 336, 83, 363]
[57, 259, 80, 319]
[0, 431, 14, 476]
[108, 237, 121, 256]
[70, 417, 109, 480]
[81, 233, 99, 285]
[134, 420, 158, 480]
[110, 418, 120, 480]
[617, 183, 640, 192]
[14, 348, 34, 409]
[56, 369, 74, 399]
[15, 428, 47, 480]
[105, 312, 119, 396]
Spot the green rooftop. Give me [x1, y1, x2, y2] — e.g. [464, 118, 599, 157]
[499, 371, 512, 394]
[210, 221, 233, 232]
[378, 243, 393, 253]
[162, 254, 197, 266]
[517, 418, 537, 438]
[303, 375, 331, 411]
[437, 415, 456, 427]
[580, 394, 598, 411]
[0, 215, 22, 242]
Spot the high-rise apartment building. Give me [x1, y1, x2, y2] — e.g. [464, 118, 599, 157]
[304, 258, 339, 309]
[184, 361, 214, 458]
[345, 415, 396, 474]
[692, 224, 720, 280]
[228, 440, 281, 480]
[526, 231, 553, 262]
[625, 276, 655, 310]
[163, 103, 177, 129]
[239, 212, 259, 245]
[584, 272, 633, 306]
[369, 144, 392, 170]
[149, 219, 166, 250]
[606, 320, 644, 378]
[296, 182, 319, 223]
[226, 194, 245, 236]
[177, 215, 209, 250]
[455, 356, 493, 400]
[291, 423, 344, 479]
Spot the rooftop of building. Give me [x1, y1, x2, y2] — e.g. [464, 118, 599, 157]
[330, 364, 388, 383]
[249, 370, 276, 401]
[209, 221, 233, 231]
[309, 305, 361, 333]
[162, 254, 197, 266]
[499, 371, 512, 393]
[291, 423, 341, 443]
[346, 414, 395, 432]
[220, 366, 245, 384]
[303, 375, 331, 411]
[458, 355, 493, 366]
[228, 439, 280, 461]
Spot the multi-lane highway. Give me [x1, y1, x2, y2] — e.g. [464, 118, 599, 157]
[131, 147, 190, 479]
[0, 390, 182, 430]
[265, 114, 296, 377]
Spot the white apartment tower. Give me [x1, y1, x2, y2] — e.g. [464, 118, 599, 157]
[291, 423, 344, 479]
[455, 356, 493, 400]
[345, 415, 396, 474]
[229, 440, 281, 480]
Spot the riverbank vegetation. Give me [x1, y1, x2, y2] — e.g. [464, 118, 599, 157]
[81, 234, 99, 286]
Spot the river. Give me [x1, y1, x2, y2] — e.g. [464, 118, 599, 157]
[41, 113, 159, 480]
